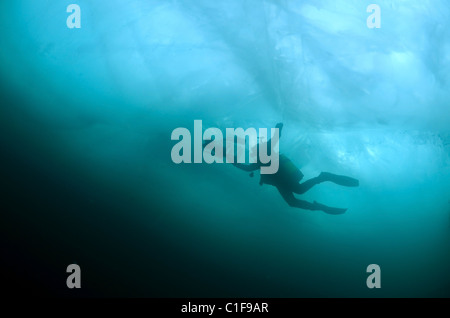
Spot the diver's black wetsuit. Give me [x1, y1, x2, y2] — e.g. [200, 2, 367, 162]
[206, 123, 359, 214]
[235, 158, 358, 214]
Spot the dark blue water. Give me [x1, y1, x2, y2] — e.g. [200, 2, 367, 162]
[1, 0, 449, 297]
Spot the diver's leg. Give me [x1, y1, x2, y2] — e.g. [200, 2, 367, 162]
[277, 187, 347, 215]
[292, 176, 322, 194]
[277, 187, 317, 210]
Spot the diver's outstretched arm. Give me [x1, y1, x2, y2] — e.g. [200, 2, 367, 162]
[277, 187, 347, 215]
[275, 122, 283, 138]
[203, 139, 260, 171]
[232, 162, 261, 172]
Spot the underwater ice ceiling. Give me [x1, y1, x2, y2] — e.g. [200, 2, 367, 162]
[1, 0, 450, 185]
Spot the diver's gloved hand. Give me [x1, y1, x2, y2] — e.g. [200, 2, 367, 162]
[313, 201, 347, 215]
[275, 123, 283, 137]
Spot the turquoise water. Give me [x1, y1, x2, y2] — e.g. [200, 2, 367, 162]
[1, 0, 449, 297]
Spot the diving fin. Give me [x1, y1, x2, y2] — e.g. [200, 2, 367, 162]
[322, 206, 347, 215]
[313, 201, 347, 215]
[319, 172, 359, 187]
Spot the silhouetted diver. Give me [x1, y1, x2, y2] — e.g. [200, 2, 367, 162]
[204, 123, 359, 215]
